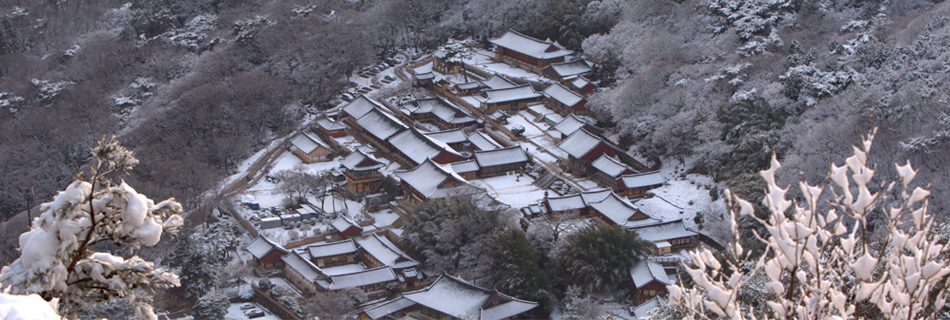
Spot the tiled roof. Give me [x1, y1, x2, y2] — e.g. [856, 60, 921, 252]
[552, 114, 599, 138]
[388, 128, 463, 166]
[451, 160, 480, 173]
[473, 146, 528, 168]
[290, 132, 330, 154]
[356, 109, 408, 141]
[340, 149, 385, 171]
[481, 84, 542, 104]
[401, 273, 538, 320]
[282, 251, 324, 282]
[630, 260, 673, 289]
[489, 29, 573, 60]
[424, 129, 469, 144]
[543, 82, 584, 107]
[322, 266, 398, 290]
[481, 75, 518, 90]
[557, 128, 604, 158]
[545, 59, 592, 78]
[394, 159, 479, 199]
[307, 240, 358, 259]
[245, 236, 287, 259]
[571, 76, 591, 90]
[466, 131, 502, 151]
[629, 220, 697, 242]
[316, 117, 349, 131]
[343, 96, 383, 119]
[592, 154, 634, 178]
[620, 172, 666, 189]
[587, 193, 641, 225]
[356, 234, 419, 269]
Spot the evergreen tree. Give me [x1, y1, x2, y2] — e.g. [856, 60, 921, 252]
[168, 230, 222, 300]
[402, 196, 505, 275]
[484, 229, 554, 315]
[0, 137, 184, 319]
[191, 294, 228, 320]
[557, 223, 652, 293]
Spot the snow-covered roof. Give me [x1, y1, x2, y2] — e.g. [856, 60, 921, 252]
[630, 260, 673, 288]
[456, 82, 484, 90]
[473, 146, 528, 168]
[588, 193, 640, 225]
[557, 129, 606, 158]
[481, 75, 518, 90]
[414, 72, 435, 80]
[388, 128, 463, 166]
[592, 155, 634, 178]
[340, 149, 385, 171]
[282, 251, 324, 282]
[343, 96, 383, 119]
[633, 296, 667, 319]
[620, 172, 666, 189]
[290, 132, 330, 154]
[552, 114, 599, 138]
[466, 131, 502, 151]
[361, 297, 418, 320]
[543, 83, 584, 107]
[355, 234, 419, 269]
[407, 98, 476, 125]
[330, 216, 361, 234]
[481, 84, 542, 105]
[629, 220, 697, 243]
[322, 266, 397, 290]
[356, 108, 408, 141]
[546, 189, 613, 212]
[316, 117, 348, 131]
[394, 159, 478, 200]
[451, 160, 480, 173]
[245, 236, 287, 259]
[545, 59, 592, 78]
[307, 240, 358, 259]
[424, 129, 468, 144]
[401, 273, 538, 320]
[571, 76, 591, 90]
[489, 29, 573, 60]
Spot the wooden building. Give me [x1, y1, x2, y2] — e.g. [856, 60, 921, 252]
[489, 29, 573, 69]
[290, 132, 333, 163]
[629, 260, 675, 304]
[543, 82, 588, 116]
[340, 150, 385, 194]
[557, 129, 624, 172]
[473, 146, 529, 177]
[477, 84, 544, 113]
[542, 59, 592, 81]
[617, 171, 666, 198]
[246, 236, 289, 269]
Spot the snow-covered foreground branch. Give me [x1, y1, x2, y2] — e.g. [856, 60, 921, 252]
[0, 137, 184, 320]
[668, 129, 950, 319]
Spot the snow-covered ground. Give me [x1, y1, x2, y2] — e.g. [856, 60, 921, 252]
[469, 174, 547, 208]
[225, 303, 280, 320]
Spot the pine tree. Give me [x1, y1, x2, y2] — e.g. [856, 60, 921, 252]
[485, 229, 554, 314]
[168, 231, 222, 300]
[557, 223, 652, 293]
[191, 294, 228, 320]
[0, 137, 184, 319]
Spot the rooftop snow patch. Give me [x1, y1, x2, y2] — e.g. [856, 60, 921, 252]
[387, 128, 463, 165]
[592, 155, 634, 178]
[480, 75, 518, 90]
[340, 149, 385, 171]
[401, 273, 538, 320]
[394, 159, 480, 199]
[306, 240, 358, 258]
[557, 128, 606, 158]
[356, 108, 408, 141]
[489, 29, 572, 60]
[290, 132, 330, 154]
[481, 84, 542, 104]
[543, 82, 584, 107]
[545, 59, 592, 78]
[473, 146, 528, 168]
[620, 172, 666, 188]
[343, 96, 384, 119]
[630, 260, 673, 288]
[246, 236, 288, 259]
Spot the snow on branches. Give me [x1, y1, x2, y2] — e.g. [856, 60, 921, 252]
[0, 136, 184, 320]
[668, 129, 950, 319]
